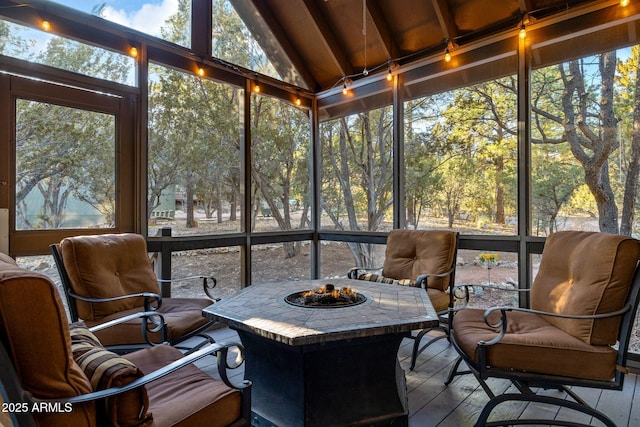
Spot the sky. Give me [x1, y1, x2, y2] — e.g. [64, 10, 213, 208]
[50, 0, 179, 36]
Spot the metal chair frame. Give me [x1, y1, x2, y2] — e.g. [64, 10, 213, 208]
[347, 231, 459, 370]
[50, 243, 219, 354]
[445, 261, 640, 427]
[0, 311, 252, 427]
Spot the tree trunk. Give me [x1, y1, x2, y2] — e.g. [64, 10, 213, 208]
[283, 241, 298, 259]
[621, 55, 640, 236]
[229, 189, 237, 221]
[185, 179, 196, 228]
[495, 154, 505, 224]
[216, 178, 223, 223]
[562, 55, 619, 234]
[585, 163, 619, 233]
[407, 195, 416, 228]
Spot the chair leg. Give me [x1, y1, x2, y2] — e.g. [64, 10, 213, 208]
[475, 392, 617, 427]
[444, 356, 469, 385]
[410, 326, 448, 370]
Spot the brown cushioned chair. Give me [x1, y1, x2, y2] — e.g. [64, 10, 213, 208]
[347, 229, 459, 370]
[445, 230, 640, 427]
[50, 233, 218, 354]
[0, 252, 251, 427]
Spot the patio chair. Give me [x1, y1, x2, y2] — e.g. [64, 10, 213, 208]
[445, 230, 640, 427]
[347, 229, 459, 370]
[0, 252, 251, 427]
[50, 233, 219, 354]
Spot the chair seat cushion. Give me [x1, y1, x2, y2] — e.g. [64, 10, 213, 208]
[452, 308, 618, 381]
[84, 298, 213, 346]
[125, 345, 242, 427]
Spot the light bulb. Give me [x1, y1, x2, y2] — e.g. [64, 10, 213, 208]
[197, 67, 205, 77]
[129, 47, 138, 58]
[342, 85, 348, 95]
[444, 50, 451, 63]
[387, 70, 393, 81]
[295, 97, 301, 106]
[41, 20, 51, 31]
[621, 0, 630, 7]
[254, 83, 260, 93]
[519, 26, 526, 39]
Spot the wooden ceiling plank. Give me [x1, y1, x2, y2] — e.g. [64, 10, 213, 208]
[300, 0, 354, 78]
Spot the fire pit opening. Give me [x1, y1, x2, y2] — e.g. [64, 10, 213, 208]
[285, 284, 367, 308]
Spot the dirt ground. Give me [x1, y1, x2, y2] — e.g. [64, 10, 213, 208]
[167, 241, 520, 303]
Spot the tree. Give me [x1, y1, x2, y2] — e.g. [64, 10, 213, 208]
[321, 108, 393, 267]
[148, 0, 243, 229]
[445, 78, 518, 226]
[531, 51, 640, 235]
[251, 95, 311, 257]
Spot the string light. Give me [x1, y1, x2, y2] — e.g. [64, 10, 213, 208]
[197, 67, 205, 77]
[342, 77, 352, 95]
[41, 20, 51, 31]
[443, 39, 452, 63]
[386, 61, 394, 81]
[129, 46, 138, 58]
[621, 0, 630, 7]
[519, 14, 530, 40]
[254, 81, 261, 93]
[295, 96, 301, 106]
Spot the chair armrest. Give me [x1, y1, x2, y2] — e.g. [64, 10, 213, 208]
[477, 303, 633, 347]
[68, 291, 162, 312]
[157, 275, 219, 300]
[416, 265, 456, 289]
[87, 311, 168, 346]
[347, 266, 382, 279]
[34, 341, 250, 404]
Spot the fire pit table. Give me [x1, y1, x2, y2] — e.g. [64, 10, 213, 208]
[202, 278, 438, 427]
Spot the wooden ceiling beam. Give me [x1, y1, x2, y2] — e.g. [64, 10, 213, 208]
[229, 0, 316, 89]
[432, 0, 458, 43]
[518, 0, 534, 14]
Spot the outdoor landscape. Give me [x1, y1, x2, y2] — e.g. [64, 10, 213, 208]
[5, 0, 640, 354]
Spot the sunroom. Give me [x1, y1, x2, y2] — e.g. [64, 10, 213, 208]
[1, 0, 640, 426]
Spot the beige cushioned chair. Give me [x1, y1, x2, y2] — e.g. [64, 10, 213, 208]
[446, 231, 640, 427]
[51, 233, 217, 353]
[348, 229, 458, 370]
[0, 252, 251, 427]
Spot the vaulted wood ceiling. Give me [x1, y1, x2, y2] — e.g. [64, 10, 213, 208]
[229, 0, 613, 92]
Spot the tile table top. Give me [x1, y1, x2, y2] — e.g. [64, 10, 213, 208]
[202, 278, 438, 346]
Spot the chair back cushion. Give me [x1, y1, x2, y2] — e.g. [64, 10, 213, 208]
[60, 234, 159, 321]
[531, 231, 640, 345]
[0, 253, 95, 426]
[382, 229, 457, 291]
